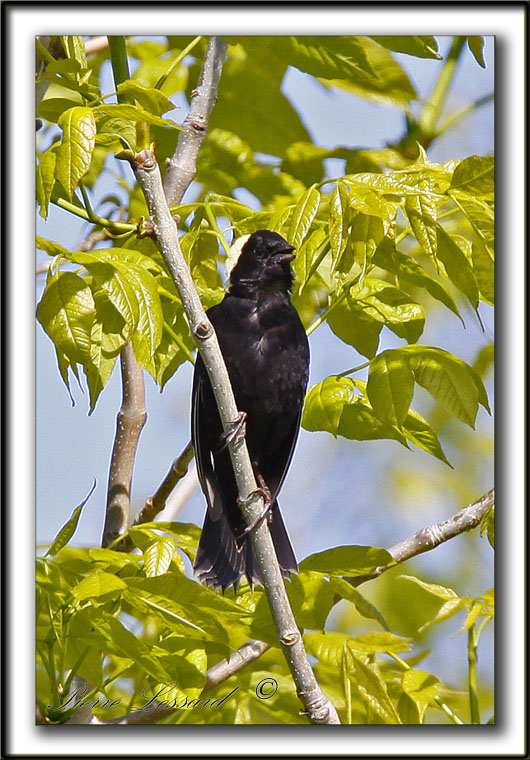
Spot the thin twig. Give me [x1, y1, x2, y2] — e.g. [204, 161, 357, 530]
[348, 488, 495, 587]
[164, 36, 227, 207]
[85, 36, 109, 56]
[117, 441, 195, 552]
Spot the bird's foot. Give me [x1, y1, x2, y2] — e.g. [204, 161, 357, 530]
[216, 411, 247, 453]
[236, 477, 273, 540]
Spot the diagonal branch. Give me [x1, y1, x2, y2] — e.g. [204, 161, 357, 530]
[164, 36, 227, 207]
[131, 147, 339, 724]
[348, 487, 495, 587]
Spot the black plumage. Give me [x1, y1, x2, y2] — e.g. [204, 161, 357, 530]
[192, 230, 310, 591]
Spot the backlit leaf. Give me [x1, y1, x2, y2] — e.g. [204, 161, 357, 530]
[367, 349, 414, 426]
[287, 185, 320, 249]
[55, 107, 96, 199]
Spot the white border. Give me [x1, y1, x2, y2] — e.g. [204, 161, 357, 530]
[7, 3, 525, 757]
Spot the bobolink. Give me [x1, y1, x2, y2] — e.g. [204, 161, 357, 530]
[192, 230, 310, 590]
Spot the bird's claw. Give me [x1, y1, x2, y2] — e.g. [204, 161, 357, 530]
[236, 480, 273, 541]
[216, 411, 247, 453]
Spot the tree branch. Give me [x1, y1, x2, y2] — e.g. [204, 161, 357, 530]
[348, 488, 495, 587]
[163, 36, 227, 207]
[131, 147, 339, 724]
[101, 343, 147, 547]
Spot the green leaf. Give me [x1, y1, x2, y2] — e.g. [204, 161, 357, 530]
[126, 265, 164, 374]
[434, 226, 480, 309]
[293, 227, 327, 289]
[348, 211, 385, 277]
[144, 538, 178, 577]
[302, 375, 356, 436]
[401, 408, 452, 467]
[351, 654, 402, 724]
[345, 180, 398, 225]
[471, 240, 494, 305]
[323, 37, 417, 107]
[419, 598, 469, 633]
[37, 145, 58, 218]
[305, 631, 411, 667]
[55, 107, 96, 199]
[137, 521, 201, 546]
[467, 37, 486, 68]
[36, 236, 69, 258]
[450, 191, 494, 248]
[46, 481, 96, 556]
[285, 571, 336, 631]
[302, 376, 408, 446]
[300, 545, 394, 576]
[328, 280, 425, 357]
[61, 35, 88, 69]
[327, 294, 383, 358]
[287, 185, 320, 249]
[450, 155, 494, 197]
[71, 571, 127, 601]
[331, 577, 389, 630]
[92, 103, 183, 130]
[480, 506, 495, 549]
[89, 263, 141, 336]
[329, 183, 351, 271]
[116, 80, 175, 115]
[404, 187, 438, 262]
[400, 575, 468, 632]
[37, 96, 85, 124]
[208, 48, 310, 158]
[369, 36, 441, 60]
[401, 670, 439, 723]
[37, 270, 96, 388]
[69, 607, 172, 682]
[367, 349, 414, 427]
[272, 35, 377, 81]
[400, 574, 461, 601]
[403, 345, 481, 427]
[373, 244, 463, 324]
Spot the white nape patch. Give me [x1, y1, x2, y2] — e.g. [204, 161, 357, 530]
[225, 233, 251, 276]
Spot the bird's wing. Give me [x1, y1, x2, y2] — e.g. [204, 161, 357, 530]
[191, 362, 224, 521]
[265, 403, 304, 502]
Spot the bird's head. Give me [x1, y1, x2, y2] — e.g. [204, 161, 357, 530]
[227, 230, 296, 295]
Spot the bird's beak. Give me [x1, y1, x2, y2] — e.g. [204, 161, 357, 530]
[272, 249, 296, 265]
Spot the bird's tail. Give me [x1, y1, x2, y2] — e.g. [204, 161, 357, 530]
[194, 503, 298, 591]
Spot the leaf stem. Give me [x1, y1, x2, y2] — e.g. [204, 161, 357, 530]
[204, 203, 231, 255]
[418, 36, 467, 139]
[389, 653, 464, 725]
[54, 197, 135, 234]
[306, 280, 358, 337]
[337, 360, 372, 377]
[107, 37, 134, 104]
[155, 36, 203, 90]
[467, 621, 481, 724]
[35, 38, 57, 66]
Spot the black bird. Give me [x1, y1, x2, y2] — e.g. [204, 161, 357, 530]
[192, 230, 310, 591]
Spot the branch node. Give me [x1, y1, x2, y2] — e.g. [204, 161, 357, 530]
[280, 630, 300, 647]
[133, 148, 157, 171]
[194, 320, 213, 340]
